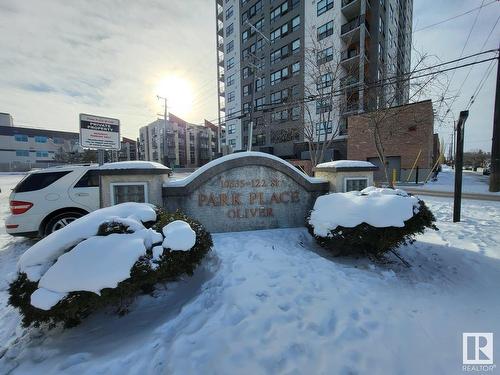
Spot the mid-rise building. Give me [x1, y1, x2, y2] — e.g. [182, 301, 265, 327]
[0, 114, 137, 171]
[138, 114, 218, 168]
[215, 0, 412, 161]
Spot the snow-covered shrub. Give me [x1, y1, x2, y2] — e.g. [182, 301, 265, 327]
[307, 187, 437, 257]
[8, 204, 212, 329]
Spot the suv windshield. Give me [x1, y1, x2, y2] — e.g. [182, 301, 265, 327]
[14, 171, 71, 193]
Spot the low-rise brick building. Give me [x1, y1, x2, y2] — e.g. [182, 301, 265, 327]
[347, 100, 437, 183]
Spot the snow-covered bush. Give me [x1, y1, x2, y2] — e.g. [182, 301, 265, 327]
[307, 187, 437, 257]
[8, 204, 212, 329]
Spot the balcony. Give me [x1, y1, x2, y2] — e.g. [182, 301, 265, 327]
[341, 15, 369, 41]
[341, 0, 361, 20]
[340, 75, 359, 89]
[341, 100, 360, 115]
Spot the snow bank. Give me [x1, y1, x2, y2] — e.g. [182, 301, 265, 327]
[165, 151, 325, 187]
[309, 187, 419, 237]
[316, 160, 376, 168]
[100, 161, 169, 170]
[18, 203, 157, 281]
[30, 288, 68, 310]
[162, 220, 196, 251]
[38, 234, 147, 296]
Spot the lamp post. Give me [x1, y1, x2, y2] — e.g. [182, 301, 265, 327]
[453, 110, 469, 223]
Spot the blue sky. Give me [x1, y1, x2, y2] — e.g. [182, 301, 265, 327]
[0, 0, 498, 152]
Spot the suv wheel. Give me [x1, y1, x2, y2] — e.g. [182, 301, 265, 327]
[44, 211, 85, 236]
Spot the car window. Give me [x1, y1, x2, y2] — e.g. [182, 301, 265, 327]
[74, 170, 99, 188]
[14, 171, 71, 193]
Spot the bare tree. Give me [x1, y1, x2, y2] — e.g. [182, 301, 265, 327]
[358, 47, 452, 185]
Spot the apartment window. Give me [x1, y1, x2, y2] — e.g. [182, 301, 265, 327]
[291, 61, 300, 76]
[226, 6, 233, 19]
[255, 18, 264, 31]
[227, 91, 235, 103]
[36, 151, 49, 157]
[317, 0, 333, 16]
[14, 134, 28, 142]
[241, 0, 262, 21]
[242, 29, 250, 43]
[34, 136, 47, 143]
[270, 22, 289, 42]
[16, 150, 29, 157]
[255, 77, 265, 92]
[226, 40, 234, 53]
[227, 57, 235, 69]
[243, 84, 251, 96]
[270, 49, 281, 64]
[255, 97, 265, 110]
[226, 23, 234, 36]
[228, 123, 236, 134]
[291, 84, 300, 97]
[270, 66, 288, 85]
[317, 21, 333, 40]
[316, 98, 332, 114]
[317, 72, 333, 89]
[291, 38, 300, 54]
[256, 38, 264, 51]
[291, 106, 301, 120]
[270, 89, 288, 104]
[270, 1, 288, 22]
[227, 74, 235, 86]
[228, 139, 236, 147]
[243, 67, 251, 78]
[252, 133, 266, 146]
[315, 121, 333, 136]
[291, 15, 300, 31]
[271, 109, 288, 122]
[243, 102, 251, 113]
[317, 46, 333, 64]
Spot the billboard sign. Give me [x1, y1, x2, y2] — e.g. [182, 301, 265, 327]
[79, 113, 121, 150]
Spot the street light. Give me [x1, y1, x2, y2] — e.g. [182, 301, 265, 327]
[453, 110, 469, 223]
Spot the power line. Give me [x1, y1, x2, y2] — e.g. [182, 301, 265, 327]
[413, 0, 498, 33]
[466, 59, 497, 110]
[208, 51, 499, 126]
[446, 14, 499, 114]
[437, 0, 486, 117]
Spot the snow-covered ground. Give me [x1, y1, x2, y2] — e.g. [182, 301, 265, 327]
[399, 165, 499, 195]
[0, 175, 499, 374]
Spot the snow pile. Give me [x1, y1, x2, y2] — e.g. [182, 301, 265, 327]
[316, 160, 376, 169]
[15, 204, 198, 310]
[309, 187, 419, 237]
[162, 220, 196, 251]
[165, 151, 325, 187]
[100, 161, 170, 170]
[38, 234, 147, 295]
[18, 203, 157, 281]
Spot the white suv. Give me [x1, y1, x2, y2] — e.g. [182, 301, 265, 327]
[5, 165, 100, 238]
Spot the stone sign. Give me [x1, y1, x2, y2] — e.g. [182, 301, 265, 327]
[163, 153, 329, 233]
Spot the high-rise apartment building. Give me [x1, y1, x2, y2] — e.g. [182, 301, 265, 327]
[138, 114, 219, 168]
[216, 0, 412, 160]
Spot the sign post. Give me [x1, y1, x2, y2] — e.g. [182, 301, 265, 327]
[79, 113, 121, 165]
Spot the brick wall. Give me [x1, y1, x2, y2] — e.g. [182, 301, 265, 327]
[347, 100, 434, 181]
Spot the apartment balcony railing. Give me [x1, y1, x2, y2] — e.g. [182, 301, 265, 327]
[340, 75, 359, 88]
[341, 101, 360, 114]
[341, 49, 360, 61]
[341, 15, 368, 36]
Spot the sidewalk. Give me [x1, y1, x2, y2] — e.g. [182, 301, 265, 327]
[402, 188, 500, 202]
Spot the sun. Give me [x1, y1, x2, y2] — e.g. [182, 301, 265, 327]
[155, 76, 193, 119]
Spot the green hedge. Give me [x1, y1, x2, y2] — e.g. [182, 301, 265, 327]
[9, 209, 212, 329]
[307, 200, 437, 257]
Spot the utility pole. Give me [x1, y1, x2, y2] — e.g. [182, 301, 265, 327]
[489, 56, 500, 192]
[453, 110, 469, 222]
[157, 95, 169, 165]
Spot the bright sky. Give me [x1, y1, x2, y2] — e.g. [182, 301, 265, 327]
[0, 0, 498, 152]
